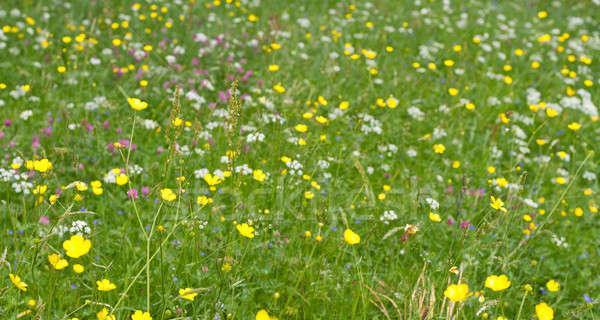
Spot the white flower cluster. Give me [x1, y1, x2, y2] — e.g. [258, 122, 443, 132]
[317, 160, 330, 170]
[425, 197, 439, 210]
[407, 106, 425, 121]
[69, 220, 91, 235]
[83, 96, 108, 111]
[582, 171, 597, 181]
[12, 180, 33, 194]
[380, 210, 398, 224]
[280, 158, 303, 176]
[128, 164, 144, 175]
[142, 119, 159, 130]
[20, 110, 33, 120]
[234, 164, 253, 175]
[1, 167, 21, 182]
[551, 234, 569, 249]
[194, 168, 227, 179]
[378, 144, 398, 157]
[1, 165, 33, 194]
[246, 132, 265, 143]
[357, 113, 382, 135]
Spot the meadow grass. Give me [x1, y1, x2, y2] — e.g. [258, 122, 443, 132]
[0, 0, 598, 319]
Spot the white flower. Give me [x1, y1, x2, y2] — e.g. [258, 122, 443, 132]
[425, 197, 439, 210]
[165, 55, 176, 64]
[103, 170, 117, 184]
[246, 132, 265, 143]
[582, 171, 597, 181]
[194, 32, 208, 42]
[380, 210, 398, 224]
[522, 198, 538, 208]
[317, 160, 330, 169]
[70, 220, 91, 235]
[297, 18, 311, 28]
[142, 119, 158, 130]
[551, 234, 569, 248]
[357, 113, 382, 135]
[19, 110, 33, 120]
[407, 106, 424, 120]
[432, 127, 447, 139]
[234, 164, 253, 175]
[194, 168, 209, 179]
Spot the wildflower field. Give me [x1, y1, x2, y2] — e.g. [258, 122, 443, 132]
[0, 0, 598, 319]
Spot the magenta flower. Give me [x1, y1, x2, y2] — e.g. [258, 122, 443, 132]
[42, 126, 53, 136]
[127, 188, 139, 199]
[39, 215, 50, 225]
[32, 136, 40, 149]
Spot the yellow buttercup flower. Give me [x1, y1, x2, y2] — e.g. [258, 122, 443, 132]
[203, 173, 222, 186]
[499, 112, 510, 124]
[73, 264, 85, 273]
[535, 302, 554, 320]
[428, 212, 441, 222]
[33, 158, 53, 172]
[273, 83, 286, 93]
[9, 273, 28, 291]
[179, 288, 198, 301]
[485, 274, 511, 291]
[444, 283, 469, 302]
[343, 228, 360, 245]
[546, 279, 560, 292]
[131, 310, 152, 320]
[490, 196, 508, 213]
[171, 117, 183, 126]
[196, 195, 213, 206]
[433, 144, 446, 154]
[295, 124, 308, 133]
[48, 253, 69, 270]
[116, 173, 129, 186]
[567, 122, 581, 131]
[160, 188, 177, 202]
[49, 194, 59, 204]
[256, 309, 271, 320]
[62, 235, 92, 258]
[97, 307, 116, 320]
[545, 108, 558, 118]
[96, 279, 117, 291]
[237, 223, 255, 238]
[127, 97, 149, 111]
[386, 96, 398, 108]
[253, 169, 267, 182]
